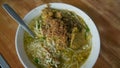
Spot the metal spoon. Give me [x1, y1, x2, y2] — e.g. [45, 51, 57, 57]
[2, 4, 36, 38]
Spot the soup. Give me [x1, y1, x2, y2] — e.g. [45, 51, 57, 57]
[24, 6, 92, 68]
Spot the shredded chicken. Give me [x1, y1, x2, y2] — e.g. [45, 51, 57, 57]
[41, 7, 81, 50]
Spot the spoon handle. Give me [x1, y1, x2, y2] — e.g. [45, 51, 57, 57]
[2, 4, 35, 38]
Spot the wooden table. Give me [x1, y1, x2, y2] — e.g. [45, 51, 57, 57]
[0, 0, 120, 68]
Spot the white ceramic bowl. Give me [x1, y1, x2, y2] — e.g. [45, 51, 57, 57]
[15, 3, 100, 68]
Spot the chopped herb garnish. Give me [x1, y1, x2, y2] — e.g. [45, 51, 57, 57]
[86, 25, 90, 32]
[39, 36, 46, 42]
[34, 58, 39, 64]
[38, 23, 40, 29]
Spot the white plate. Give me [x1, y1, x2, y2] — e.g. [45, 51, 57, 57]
[15, 3, 100, 68]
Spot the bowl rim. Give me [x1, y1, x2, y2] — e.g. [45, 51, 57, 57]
[15, 3, 100, 68]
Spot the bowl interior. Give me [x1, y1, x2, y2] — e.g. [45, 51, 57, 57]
[15, 3, 100, 68]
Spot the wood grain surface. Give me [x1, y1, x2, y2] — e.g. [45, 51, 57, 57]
[0, 0, 120, 68]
